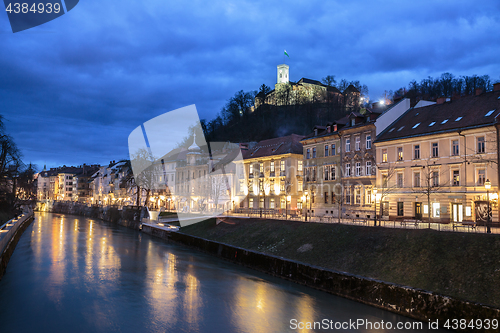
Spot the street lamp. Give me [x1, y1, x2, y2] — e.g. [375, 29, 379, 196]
[485, 179, 491, 234]
[373, 188, 378, 226]
[260, 191, 263, 218]
[304, 190, 309, 221]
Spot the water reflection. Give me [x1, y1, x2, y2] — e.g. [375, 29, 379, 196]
[0, 213, 450, 333]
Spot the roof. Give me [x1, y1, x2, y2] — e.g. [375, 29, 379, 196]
[344, 84, 360, 94]
[298, 78, 324, 86]
[243, 134, 305, 159]
[376, 90, 500, 143]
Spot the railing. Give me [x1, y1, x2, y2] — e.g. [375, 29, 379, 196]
[0, 212, 34, 257]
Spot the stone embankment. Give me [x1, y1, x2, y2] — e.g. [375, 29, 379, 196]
[0, 212, 34, 279]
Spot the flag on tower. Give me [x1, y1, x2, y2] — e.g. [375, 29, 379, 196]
[284, 50, 289, 57]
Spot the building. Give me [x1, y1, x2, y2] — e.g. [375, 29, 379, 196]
[240, 134, 305, 215]
[301, 124, 342, 218]
[374, 85, 500, 224]
[254, 64, 359, 110]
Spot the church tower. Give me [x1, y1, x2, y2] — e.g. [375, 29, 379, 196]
[277, 64, 289, 84]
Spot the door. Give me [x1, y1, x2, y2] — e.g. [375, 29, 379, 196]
[452, 203, 463, 222]
[415, 202, 422, 220]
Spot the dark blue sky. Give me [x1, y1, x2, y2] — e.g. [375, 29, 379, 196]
[1, 0, 499, 169]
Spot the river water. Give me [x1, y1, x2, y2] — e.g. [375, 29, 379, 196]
[0, 213, 450, 332]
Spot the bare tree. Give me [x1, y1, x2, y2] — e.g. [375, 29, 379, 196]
[376, 163, 398, 225]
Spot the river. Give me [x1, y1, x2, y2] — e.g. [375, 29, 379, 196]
[0, 213, 450, 332]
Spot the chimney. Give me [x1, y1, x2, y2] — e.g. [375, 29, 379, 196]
[475, 88, 483, 96]
[436, 97, 446, 104]
[494, 82, 500, 91]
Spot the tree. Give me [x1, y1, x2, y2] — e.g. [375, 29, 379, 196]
[412, 160, 448, 227]
[321, 75, 337, 87]
[376, 163, 398, 225]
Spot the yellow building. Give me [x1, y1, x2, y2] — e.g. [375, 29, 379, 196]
[374, 85, 500, 225]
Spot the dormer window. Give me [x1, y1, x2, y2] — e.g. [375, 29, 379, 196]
[351, 119, 355, 126]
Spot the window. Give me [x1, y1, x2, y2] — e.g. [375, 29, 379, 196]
[331, 144, 336, 155]
[324, 192, 329, 204]
[412, 123, 420, 129]
[455, 117, 462, 121]
[312, 168, 316, 181]
[259, 179, 263, 192]
[366, 189, 372, 205]
[414, 145, 420, 159]
[306, 149, 310, 159]
[414, 172, 420, 187]
[270, 161, 275, 173]
[366, 135, 372, 149]
[270, 179, 275, 193]
[331, 192, 336, 204]
[477, 169, 486, 186]
[280, 180, 285, 192]
[355, 136, 360, 151]
[382, 149, 388, 162]
[429, 122, 436, 127]
[345, 163, 351, 177]
[485, 110, 495, 117]
[325, 145, 329, 157]
[477, 137, 485, 153]
[452, 140, 459, 156]
[366, 161, 372, 176]
[397, 147, 403, 161]
[312, 148, 316, 158]
[324, 166, 329, 180]
[280, 160, 285, 173]
[259, 198, 264, 208]
[239, 179, 245, 193]
[298, 160, 303, 171]
[346, 138, 350, 152]
[280, 198, 286, 209]
[397, 202, 404, 216]
[432, 202, 440, 217]
[432, 171, 439, 187]
[249, 198, 254, 208]
[297, 201, 303, 209]
[249, 164, 253, 176]
[355, 188, 361, 204]
[397, 173, 403, 188]
[453, 170, 460, 186]
[355, 162, 361, 176]
[441, 119, 448, 124]
[270, 198, 275, 209]
[298, 181, 303, 192]
[259, 162, 264, 175]
[432, 142, 439, 157]
[330, 166, 336, 180]
[345, 187, 351, 204]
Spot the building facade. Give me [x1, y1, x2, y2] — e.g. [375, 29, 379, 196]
[374, 86, 500, 224]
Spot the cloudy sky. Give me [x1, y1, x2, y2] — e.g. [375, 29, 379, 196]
[1, 0, 499, 169]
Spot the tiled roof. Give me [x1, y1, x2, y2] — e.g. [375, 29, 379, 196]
[243, 134, 305, 159]
[376, 90, 500, 143]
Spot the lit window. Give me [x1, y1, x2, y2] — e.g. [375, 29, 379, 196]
[453, 170, 460, 186]
[249, 164, 253, 176]
[366, 189, 372, 205]
[259, 162, 264, 174]
[270, 198, 275, 209]
[432, 202, 440, 217]
[355, 188, 361, 204]
[298, 160, 303, 171]
[298, 181, 303, 192]
[397, 147, 403, 161]
[382, 149, 388, 163]
[281, 160, 285, 172]
[366, 135, 372, 149]
[249, 198, 254, 208]
[270, 161, 275, 173]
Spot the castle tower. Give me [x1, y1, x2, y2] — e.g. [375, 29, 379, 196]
[277, 64, 289, 84]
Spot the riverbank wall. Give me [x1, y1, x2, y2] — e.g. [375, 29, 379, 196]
[47, 202, 500, 332]
[0, 212, 34, 280]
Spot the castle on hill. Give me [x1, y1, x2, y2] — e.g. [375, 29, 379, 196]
[254, 64, 361, 110]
